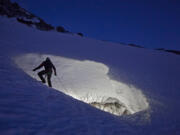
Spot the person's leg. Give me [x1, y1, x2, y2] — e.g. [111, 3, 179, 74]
[38, 70, 46, 83]
[47, 72, 52, 87]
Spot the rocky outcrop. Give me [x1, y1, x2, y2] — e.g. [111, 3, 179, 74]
[77, 32, 83, 37]
[0, 0, 34, 18]
[128, 43, 144, 48]
[34, 19, 54, 31]
[156, 48, 180, 56]
[0, 0, 56, 31]
[56, 26, 66, 32]
[0, 0, 84, 35]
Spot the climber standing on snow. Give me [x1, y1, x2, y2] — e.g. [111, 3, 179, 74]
[33, 57, 57, 87]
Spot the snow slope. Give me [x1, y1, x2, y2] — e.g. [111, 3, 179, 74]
[0, 16, 180, 134]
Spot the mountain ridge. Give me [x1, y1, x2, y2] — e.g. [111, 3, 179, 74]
[0, 0, 179, 56]
[0, 0, 84, 36]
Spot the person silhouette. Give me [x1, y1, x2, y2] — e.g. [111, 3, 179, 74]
[33, 57, 57, 87]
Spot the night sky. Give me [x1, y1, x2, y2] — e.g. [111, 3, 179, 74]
[12, 0, 180, 50]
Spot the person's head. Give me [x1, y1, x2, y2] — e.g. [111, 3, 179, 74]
[46, 57, 51, 62]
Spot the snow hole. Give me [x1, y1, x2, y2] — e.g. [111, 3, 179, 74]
[14, 53, 149, 116]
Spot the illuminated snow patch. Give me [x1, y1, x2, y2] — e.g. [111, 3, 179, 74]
[14, 53, 149, 116]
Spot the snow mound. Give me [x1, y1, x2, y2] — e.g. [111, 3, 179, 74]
[14, 53, 149, 116]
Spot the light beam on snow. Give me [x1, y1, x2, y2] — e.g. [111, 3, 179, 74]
[14, 53, 149, 116]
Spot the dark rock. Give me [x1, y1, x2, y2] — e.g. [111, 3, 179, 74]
[0, 0, 30, 18]
[128, 43, 144, 48]
[77, 32, 83, 37]
[155, 48, 180, 56]
[17, 18, 33, 26]
[155, 48, 165, 51]
[0, 0, 71, 33]
[165, 50, 180, 55]
[35, 19, 54, 31]
[56, 26, 66, 32]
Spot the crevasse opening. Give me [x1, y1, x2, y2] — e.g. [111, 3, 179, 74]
[14, 53, 149, 116]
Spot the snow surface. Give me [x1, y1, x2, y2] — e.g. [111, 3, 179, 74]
[0, 16, 180, 134]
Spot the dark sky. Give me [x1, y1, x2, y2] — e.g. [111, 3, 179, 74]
[12, 0, 180, 50]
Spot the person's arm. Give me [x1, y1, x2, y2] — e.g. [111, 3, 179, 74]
[33, 62, 44, 71]
[52, 64, 57, 76]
